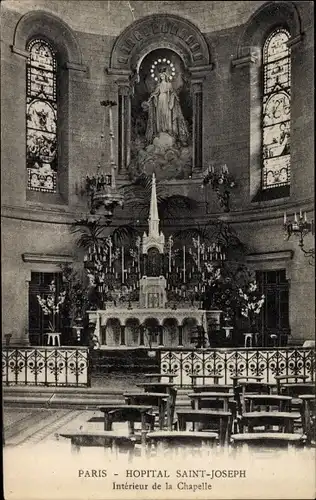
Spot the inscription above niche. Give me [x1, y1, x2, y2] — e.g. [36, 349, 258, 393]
[110, 14, 210, 71]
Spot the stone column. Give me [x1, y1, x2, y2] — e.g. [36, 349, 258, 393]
[189, 65, 213, 173]
[139, 325, 145, 346]
[178, 325, 183, 346]
[158, 325, 164, 346]
[120, 325, 126, 345]
[106, 69, 132, 174]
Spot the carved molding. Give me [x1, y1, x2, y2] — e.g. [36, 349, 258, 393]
[110, 14, 210, 70]
[10, 45, 29, 58]
[22, 253, 74, 264]
[231, 53, 258, 69]
[246, 250, 294, 264]
[65, 61, 87, 72]
[287, 33, 305, 49]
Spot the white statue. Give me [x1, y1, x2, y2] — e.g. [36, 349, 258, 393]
[143, 71, 189, 145]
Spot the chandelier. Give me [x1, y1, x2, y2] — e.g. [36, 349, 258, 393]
[283, 210, 314, 263]
[85, 100, 124, 223]
[202, 164, 236, 212]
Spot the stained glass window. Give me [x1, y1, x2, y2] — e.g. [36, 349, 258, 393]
[26, 39, 58, 193]
[262, 28, 291, 190]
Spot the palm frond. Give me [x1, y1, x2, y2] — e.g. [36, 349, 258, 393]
[109, 224, 140, 246]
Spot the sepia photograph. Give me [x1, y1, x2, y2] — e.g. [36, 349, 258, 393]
[1, 0, 315, 499]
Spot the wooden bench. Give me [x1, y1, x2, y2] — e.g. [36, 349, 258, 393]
[191, 384, 233, 393]
[244, 394, 293, 412]
[144, 373, 177, 383]
[176, 409, 232, 446]
[230, 432, 306, 449]
[240, 411, 298, 433]
[299, 394, 316, 444]
[188, 392, 235, 412]
[147, 430, 218, 453]
[99, 406, 155, 445]
[124, 392, 168, 430]
[189, 374, 223, 386]
[136, 383, 177, 431]
[274, 375, 309, 393]
[281, 383, 315, 398]
[59, 430, 137, 455]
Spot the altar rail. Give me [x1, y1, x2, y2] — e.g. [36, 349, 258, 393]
[2, 347, 90, 387]
[160, 348, 315, 387]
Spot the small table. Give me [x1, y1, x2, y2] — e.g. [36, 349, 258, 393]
[144, 373, 177, 383]
[298, 394, 315, 443]
[189, 374, 223, 386]
[124, 392, 168, 430]
[241, 411, 298, 433]
[188, 392, 234, 412]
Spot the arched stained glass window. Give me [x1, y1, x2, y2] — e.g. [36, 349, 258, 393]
[262, 28, 291, 190]
[26, 39, 58, 193]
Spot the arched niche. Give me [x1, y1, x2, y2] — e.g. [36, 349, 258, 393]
[12, 10, 84, 67]
[182, 317, 198, 347]
[125, 317, 140, 347]
[236, 1, 303, 58]
[106, 318, 121, 346]
[108, 14, 213, 177]
[162, 317, 179, 347]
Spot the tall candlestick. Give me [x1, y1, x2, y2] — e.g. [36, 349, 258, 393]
[183, 245, 186, 283]
[121, 246, 124, 283]
[304, 212, 307, 222]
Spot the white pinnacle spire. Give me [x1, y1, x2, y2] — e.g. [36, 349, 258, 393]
[148, 173, 159, 237]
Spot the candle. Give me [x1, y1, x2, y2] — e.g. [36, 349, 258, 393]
[304, 212, 307, 222]
[294, 212, 298, 223]
[284, 212, 287, 224]
[299, 209, 302, 219]
[197, 235, 200, 271]
[121, 246, 124, 283]
[183, 245, 186, 283]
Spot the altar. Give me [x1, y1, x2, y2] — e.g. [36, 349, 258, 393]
[87, 174, 221, 348]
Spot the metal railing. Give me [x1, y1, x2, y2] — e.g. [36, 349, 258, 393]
[2, 346, 90, 387]
[160, 347, 315, 387]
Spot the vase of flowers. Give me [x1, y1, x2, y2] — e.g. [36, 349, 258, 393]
[37, 280, 66, 341]
[238, 281, 265, 333]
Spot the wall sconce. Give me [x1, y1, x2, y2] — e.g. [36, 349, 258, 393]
[284, 210, 314, 263]
[202, 164, 236, 212]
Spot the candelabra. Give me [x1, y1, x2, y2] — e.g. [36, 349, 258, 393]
[84, 237, 141, 306]
[283, 210, 314, 262]
[202, 164, 236, 212]
[85, 100, 124, 223]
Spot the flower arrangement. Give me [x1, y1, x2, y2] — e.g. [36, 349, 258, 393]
[238, 281, 265, 331]
[202, 164, 236, 212]
[37, 280, 66, 332]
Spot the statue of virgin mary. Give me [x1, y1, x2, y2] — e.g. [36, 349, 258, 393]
[143, 71, 189, 146]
